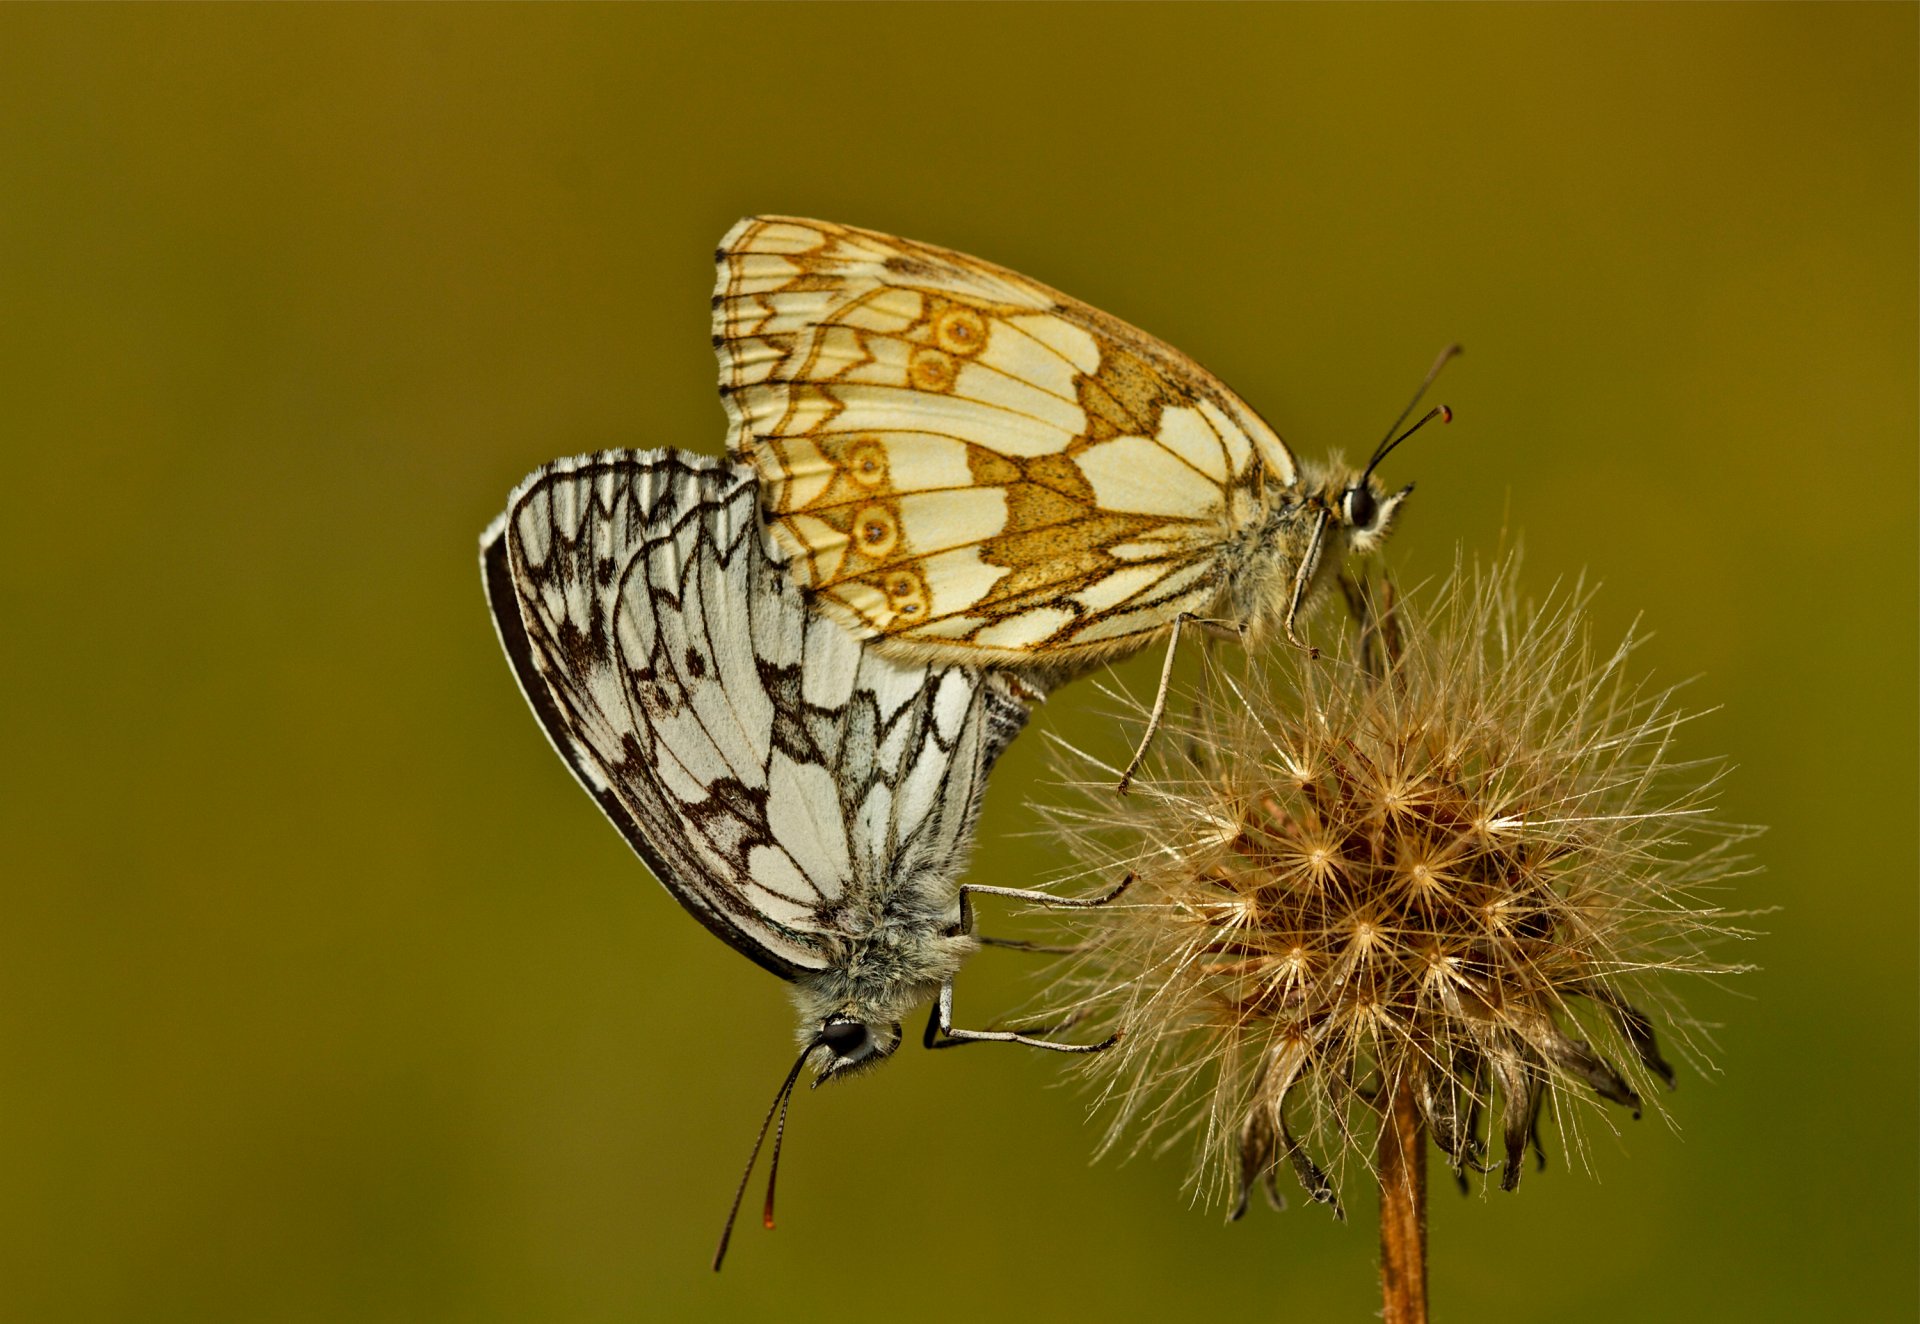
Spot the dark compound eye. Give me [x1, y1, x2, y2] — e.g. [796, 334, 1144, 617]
[1343, 484, 1378, 530]
[821, 1020, 870, 1060]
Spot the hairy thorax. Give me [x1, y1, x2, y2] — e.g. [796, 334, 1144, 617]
[1216, 488, 1345, 643]
[789, 916, 978, 1031]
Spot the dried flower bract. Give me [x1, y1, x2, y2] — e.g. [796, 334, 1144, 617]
[1044, 556, 1755, 1215]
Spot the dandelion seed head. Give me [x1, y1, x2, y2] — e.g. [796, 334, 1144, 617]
[1043, 556, 1758, 1214]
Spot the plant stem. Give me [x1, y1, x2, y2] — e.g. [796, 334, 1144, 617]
[1378, 1077, 1429, 1324]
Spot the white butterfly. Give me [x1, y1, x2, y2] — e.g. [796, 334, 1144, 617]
[480, 449, 1118, 1266]
[712, 217, 1454, 782]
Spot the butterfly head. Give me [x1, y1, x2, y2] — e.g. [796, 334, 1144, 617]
[1337, 373, 1457, 553]
[812, 1013, 902, 1083]
[1336, 469, 1414, 555]
[1253, 379, 1454, 647]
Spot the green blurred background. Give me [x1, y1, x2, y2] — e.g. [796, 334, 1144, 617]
[3, 6, 1912, 1321]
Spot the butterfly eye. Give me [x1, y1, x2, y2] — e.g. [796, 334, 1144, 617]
[820, 1019, 870, 1060]
[1343, 484, 1378, 530]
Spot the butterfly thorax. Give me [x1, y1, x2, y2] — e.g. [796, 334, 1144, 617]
[789, 909, 978, 1041]
[1216, 459, 1408, 643]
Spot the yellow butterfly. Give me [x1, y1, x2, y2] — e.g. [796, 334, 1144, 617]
[713, 216, 1452, 781]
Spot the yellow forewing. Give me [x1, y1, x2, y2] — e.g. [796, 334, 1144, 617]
[714, 216, 1296, 661]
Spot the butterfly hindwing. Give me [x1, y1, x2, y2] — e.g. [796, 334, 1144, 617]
[714, 217, 1299, 663]
[483, 449, 1023, 982]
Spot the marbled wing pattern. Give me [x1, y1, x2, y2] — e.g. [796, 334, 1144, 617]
[713, 216, 1304, 664]
[482, 449, 1027, 981]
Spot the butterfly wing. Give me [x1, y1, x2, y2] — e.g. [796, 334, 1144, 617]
[482, 450, 1027, 981]
[714, 216, 1298, 663]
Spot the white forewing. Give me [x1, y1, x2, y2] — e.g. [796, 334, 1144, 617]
[482, 449, 1027, 982]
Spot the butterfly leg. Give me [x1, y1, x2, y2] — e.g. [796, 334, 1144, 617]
[954, 874, 1134, 930]
[975, 935, 1081, 955]
[921, 1000, 1094, 1051]
[969, 873, 1136, 954]
[1281, 510, 1331, 657]
[1118, 614, 1194, 794]
[925, 876, 1134, 1052]
[925, 982, 1118, 1053]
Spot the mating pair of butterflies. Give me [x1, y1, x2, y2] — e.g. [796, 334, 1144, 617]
[481, 218, 1448, 1265]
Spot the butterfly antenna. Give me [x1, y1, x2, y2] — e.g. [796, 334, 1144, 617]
[760, 1056, 803, 1234]
[712, 1039, 816, 1271]
[1362, 343, 1462, 482]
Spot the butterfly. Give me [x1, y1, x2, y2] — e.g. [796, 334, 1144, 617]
[712, 217, 1454, 781]
[480, 448, 1119, 1268]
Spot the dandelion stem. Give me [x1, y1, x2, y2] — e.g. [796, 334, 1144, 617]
[1377, 1078, 1429, 1324]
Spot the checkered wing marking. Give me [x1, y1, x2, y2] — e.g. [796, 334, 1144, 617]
[482, 449, 1026, 982]
[713, 216, 1299, 662]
